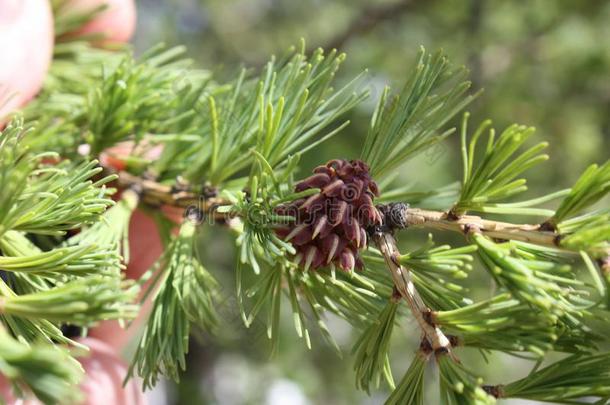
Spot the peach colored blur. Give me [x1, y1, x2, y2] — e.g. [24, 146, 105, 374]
[67, 0, 136, 42]
[1, 1, 153, 402]
[0, 0, 54, 119]
[78, 337, 145, 405]
[0, 338, 144, 404]
[89, 209, 164, 350]
[0, 0, 136, 121]
[91, 141, 181, 351]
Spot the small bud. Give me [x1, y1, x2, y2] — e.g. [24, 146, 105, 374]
[276, 159, 380, 271]
[321, 234, 343, 264]
[337, 163, 355, 179]
[342, 218, 360, 244]
[369, 181, 380, 197]
[313, 166, 333, 176]
[359, 228, 367, 248]
[327, 159, 346, 170]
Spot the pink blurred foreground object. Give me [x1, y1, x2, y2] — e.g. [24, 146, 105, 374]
[0, 0, 54, 119]
[0, 338, 145, 404]
[77, 337, 145, 405]
[0, 376, 38, 404]
[91, 141, 183, 350]
[67, 0, 136, 42]
[88, 209, 163, 351]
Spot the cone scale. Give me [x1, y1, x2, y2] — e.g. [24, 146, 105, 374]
[276, 159, 382, 271]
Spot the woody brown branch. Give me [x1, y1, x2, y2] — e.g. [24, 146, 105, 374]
[112, 168, 575, 251]
[113, 170, 230, 222]
[372, 231, 454, 354]
[404, 207, 559, 247]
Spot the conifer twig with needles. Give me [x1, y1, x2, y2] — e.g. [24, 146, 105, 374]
[371, 230, 454, 354]
[113, 167, 609, 257]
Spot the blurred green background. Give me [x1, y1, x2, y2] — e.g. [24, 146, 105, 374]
[131, 1, 610, 404]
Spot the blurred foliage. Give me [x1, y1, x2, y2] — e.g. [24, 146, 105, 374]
[132, 1, 609, 404]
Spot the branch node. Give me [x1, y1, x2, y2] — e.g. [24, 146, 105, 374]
[377, 202, 409, 232]
[553, 233, 563, 246]
[142, 169, 158, 181]
[446, 209, 460, 221]
[419, 337, 433, 355]
[184, 206, 204, 224]
[170, 176, 190, 194]
[482, 384, 504, 398]
[539, 220, 557, 232]
[391, 286, 402, 303]
[434, 346, 450, 356]
[463, 223, 481, 235]
[390, 252, 401, 267]
[422, 309, 435, 326]
[447, 334, 460, 347]
[202, 184, 218, 199]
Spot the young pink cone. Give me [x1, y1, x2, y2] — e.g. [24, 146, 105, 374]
[276, 159, 381, 271]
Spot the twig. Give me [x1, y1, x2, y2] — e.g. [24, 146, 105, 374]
[115, 171, 217, 209]
[112, 168, 568, 250]
[482, 384, 504, 398]
[403, 207, 559, 247]
[372, 230, 454, 354]
[113, 170, 235, 225]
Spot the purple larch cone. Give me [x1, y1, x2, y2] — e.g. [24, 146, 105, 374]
[276, 159, 381, 272]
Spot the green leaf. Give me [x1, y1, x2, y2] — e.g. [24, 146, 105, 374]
[84, 47, 207, 156]
[559, 211, 610, 258]
[129, 221, 219, 389]
[0, 276, 138, 325]
[363, 248, 471, 311]
[552, 161, 610, 223]
[398, 235, 477, 280]
[385, 352, 427, 405]
[502, 353, 610, 403]
[454, 113, 548, 215]
[0, 328, 83, 405]
[352, 298, 399, 393]
[64, 189, 139, 263]
[436, 293, 561, 357]
[362, 47, 477, 178]
[0, 155, 116, 235]
[181, 41, 367, 185]
[438, 355, 496, 405]
[473, 234, 586, 316]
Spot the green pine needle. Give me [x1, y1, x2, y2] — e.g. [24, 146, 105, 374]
[438, 355, 496, 405]
[454, 113, 549, 215]
[129, 221, 219, 389]
[385, 352, 427, 405]
[552, 161, 610, 224]
[352, 298, 399, 393]
[0, 328, 83, 405]
[502, 352, 610, 403]
[362, 47, 478, 178]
